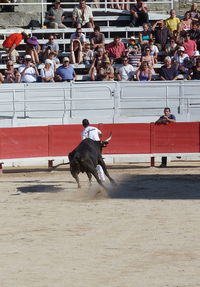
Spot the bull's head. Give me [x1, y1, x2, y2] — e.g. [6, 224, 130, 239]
[101, 133, 112, 148]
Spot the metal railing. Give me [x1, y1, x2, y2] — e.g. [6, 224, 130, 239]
[0, 0, 173, 26]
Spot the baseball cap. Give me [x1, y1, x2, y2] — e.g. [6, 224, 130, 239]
[24, 54, 32, 60]
[63, 56, 69, 62]
[178, 46, 185, 52]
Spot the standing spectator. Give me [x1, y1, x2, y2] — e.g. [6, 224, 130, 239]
[152, 20, 172, 51]
[106, 36, 125, 63]
[165, 9, 180, 35]
[159, 56, 178, 81]
[25, 36, 41, 64]
[2, 31, 28, 63]
[98, 58, 114, 81]
[40, 59, 55, 82]
[117, 56, 135, 81]
[42, 34, 59, 61]
[165, 38, 177, 57]
[136, 61, 152, 81]
[127, 44, 142, 67]
[177, 12, 192, 39]
[188, 57, 200, 80]
[139, 23, 152, 49]
[46, 0, 66, 29]
[186, 3, 200, 22]
[72, 0, 94, 28]
[155, 107, 176, 168]
[89, 26, 105, 50]
[18, 55, 39, 83]
[55, 57, 76, 82]
[173, 46, 190, 78]
[183, 33, 197, 57]
[130, 0, 149, 27]
[188, 22, 200, 51]
[3, 60, 21, 83]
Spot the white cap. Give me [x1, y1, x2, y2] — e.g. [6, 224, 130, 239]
[130, 36, 136, 40]
[45, 59, 53, 65]
[63, 56, 70, 62]
[24, 54, 32, 59]
[194, 50, 200, 56]
[178, 46, 185, 52]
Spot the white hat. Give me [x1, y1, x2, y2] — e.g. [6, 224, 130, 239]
[45, 59, 53, 65]
[178, 46, 185, 52]
[194, 50, 200, 56]
[63, 56, 70, 62]
[130, 36, 136, 40]
[24, 54, 32, 60]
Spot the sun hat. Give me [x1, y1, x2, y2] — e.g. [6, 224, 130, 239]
[178, 46, 185, 52]
[130, 36, 136, 40]
[24, 54, 32, 60]
[63, 56, 70, 62]
[26, 36, 39, 46]
[45, 59, 53, 65]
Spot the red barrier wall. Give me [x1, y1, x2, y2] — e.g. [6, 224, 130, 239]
[0, 123, 199, 160]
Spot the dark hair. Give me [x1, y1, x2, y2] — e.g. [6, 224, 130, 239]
[94, 26, 100, 32]
[82, 119, 89, 127]
[164, 107, 171, 112]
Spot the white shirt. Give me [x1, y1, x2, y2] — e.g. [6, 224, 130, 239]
[81, 126, 101, 141]
[70, 32, 86, 43]
[118, 64, 135, 81]
[18, 64, 37, 83]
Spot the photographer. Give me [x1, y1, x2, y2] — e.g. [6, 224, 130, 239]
[18, 55, 39, 83]
[42, 34, 59, 61]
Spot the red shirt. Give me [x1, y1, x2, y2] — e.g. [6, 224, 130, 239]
[183, 40, 197, 57]
[106, 41, 125, 59]
[3, 33, 23, 49]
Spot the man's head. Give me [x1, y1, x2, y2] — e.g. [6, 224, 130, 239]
[122, 57, 128, 65]
[185, 33, 190, 41]
[170, 9, 177, 18]
[63, 57, 70, 65]
[48, 34, 55, 42]
[82, 118, 89, 127]
[164, 107, 171, 116]
[76, 28, 82, 35]
[94, 26, 100, 36]
[54, 0, 61, 7]
[114, 36, 120, 45]
[79, 0, 86, 8]
[178, 46, 185, 54]
[164, 56, 172, 67]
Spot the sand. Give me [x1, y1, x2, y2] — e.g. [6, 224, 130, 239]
[0, 162, 200, 287]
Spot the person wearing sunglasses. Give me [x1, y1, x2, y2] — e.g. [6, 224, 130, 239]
[55, 57, 77, 82]
[18, 55, 39, 83]
[4, 60, 21, 83]
[42, 34, 59, 61]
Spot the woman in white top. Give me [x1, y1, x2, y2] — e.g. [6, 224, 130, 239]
[40, 59, 54, 82]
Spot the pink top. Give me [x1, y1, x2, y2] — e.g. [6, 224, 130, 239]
[183, 40, 197, 57]
[106, 42, 125, 59]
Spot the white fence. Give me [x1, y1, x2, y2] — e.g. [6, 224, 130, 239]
[0, 81, 199, 127]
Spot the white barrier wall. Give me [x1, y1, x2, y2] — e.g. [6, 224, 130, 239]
[0, 81, 200, 127]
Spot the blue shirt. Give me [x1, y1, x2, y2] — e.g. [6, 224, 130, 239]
[56, 65, 74, 81]
[159, 114, 176, 121]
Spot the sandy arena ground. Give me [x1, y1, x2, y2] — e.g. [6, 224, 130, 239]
[0, 162, 200, 287]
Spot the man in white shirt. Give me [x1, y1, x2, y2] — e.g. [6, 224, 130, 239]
[18, 54, 39, 83]
[117, 56, 135, 81]
[81, 119, 102, 141]
[72, 0, 94, 28]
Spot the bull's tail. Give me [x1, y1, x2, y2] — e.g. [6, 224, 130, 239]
[52, 162, 70, 169]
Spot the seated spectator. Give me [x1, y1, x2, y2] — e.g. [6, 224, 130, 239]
[47, 51, 60, 72]
[130, 0, 149, 27]
[42, 34, 59, 61]
[25, 36, 41, 64]
[191, 50, 200, 65]
[183, 33, 197, 57]
[186, 3, 200, 22]
[98, 58, 114, 81]
[152, 20, 172, 51]
[188, 56, 200, 80]
[40, 59, 55, 82]
[3, 60, 21, 83]
[141, 46, 155, 75]
[159, 56, 178, 80]
[70, 27, 86, 43]
[149, 39, 159, 63]
[139, 23, 152, 49]
[108, 0, 120, 9]
[126, 36, 141, 53]
[70, 28, 86, 64]
[55, 57, 76, 82]
[177, 12, 192, 39]
[82, 43, 93, 65]
[165, 9, 180, 36]
[188, 22, 200, 51]
[121, 0, 129, 11]
[89, 47, 106, 80]
[2, 31, 28, 63]
[173, 46, 190, 78]
[0, 72, 4, 83]
[89, 26, 105, 51]
[165, 38, 178, 57]
[46, 0, 66, 29]
[136, 61, 152, 81]
[106, 36, 125, 63]
[127, 44, 141, 67]
[72, 0, 94, 28]
[18, 55, 39, 83]
[117, 56, 135, 81]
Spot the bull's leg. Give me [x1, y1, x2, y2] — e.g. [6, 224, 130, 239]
[71, 170, 81, 188]
[98, 157, 116, 185]
[86, 171, 92, 185]
[81, 161, 105, 188]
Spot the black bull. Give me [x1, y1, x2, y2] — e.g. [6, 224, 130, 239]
[68, 138, 115, 188]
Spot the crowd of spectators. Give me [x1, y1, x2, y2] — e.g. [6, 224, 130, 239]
[0, 0, 200, 83]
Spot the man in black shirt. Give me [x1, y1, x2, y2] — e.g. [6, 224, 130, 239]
[159, 56, 178, 81]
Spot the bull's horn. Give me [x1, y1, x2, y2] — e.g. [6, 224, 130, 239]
[104, 132, 112, 142]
